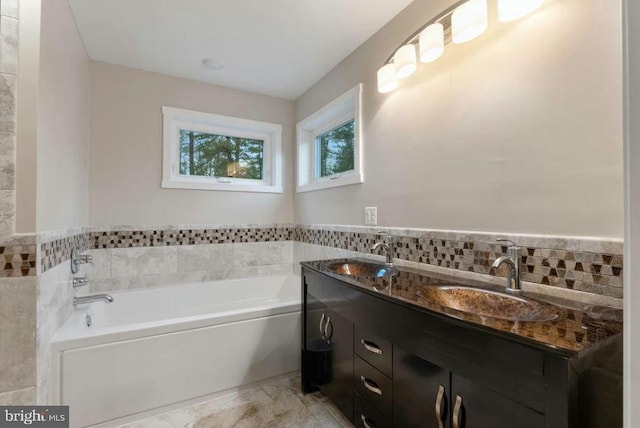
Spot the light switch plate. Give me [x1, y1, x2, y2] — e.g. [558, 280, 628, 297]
[364, 207, 377, 226]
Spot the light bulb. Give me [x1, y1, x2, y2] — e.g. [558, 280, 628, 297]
[498, 0, 543, 22]
[419, 23, 445, 63]
[377, 64, 398, 93]
[393, 44, 417, 79]
[451, 0, 488, 44]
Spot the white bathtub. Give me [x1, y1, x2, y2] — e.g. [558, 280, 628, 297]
[50, 274, 302, 428]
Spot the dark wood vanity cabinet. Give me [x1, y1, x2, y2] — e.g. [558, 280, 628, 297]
[393, 346, 544, 428]
[302, 271, 355, 422]
[301, 266, 622, 428]
[393, 346, 450, 428]
[449, 374, 545, 428]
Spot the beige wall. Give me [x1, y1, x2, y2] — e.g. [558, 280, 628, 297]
[34, 0, 89, 232]
[15, 0, 38, 233]
[88, 61, 295, 226]
[295, 0, 624, 239]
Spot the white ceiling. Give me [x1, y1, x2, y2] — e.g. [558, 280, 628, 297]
[67, 0, 414, 100]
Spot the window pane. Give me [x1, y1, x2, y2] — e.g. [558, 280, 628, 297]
[179, 130, 264, 180]
[316, 120, 355, 178]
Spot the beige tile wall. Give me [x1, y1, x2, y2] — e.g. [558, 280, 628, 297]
[88, 241, 294, 293]
[0, 0, 35, 406]
[0, 277, 36, 404]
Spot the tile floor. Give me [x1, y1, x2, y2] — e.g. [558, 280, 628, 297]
[116, 374, 353, 428]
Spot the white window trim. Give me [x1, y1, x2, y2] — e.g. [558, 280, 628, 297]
[162, 106, 283, 193]
[296, 84, 363, 193]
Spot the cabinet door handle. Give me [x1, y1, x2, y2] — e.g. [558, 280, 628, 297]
[319, 312, 326, 339]
[324, 316, 333, 341]
[453, 394, 464, 428]
[435, 385, 446, 428]
[360, 339, 383, 355]
[360, 414, 376, 428]
[360, 376, 383, 396]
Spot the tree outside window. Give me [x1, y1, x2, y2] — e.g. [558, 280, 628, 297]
[316, 120, 355, 178]
[179, 130, 264, 180]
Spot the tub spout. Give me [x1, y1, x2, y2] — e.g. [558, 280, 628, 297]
[73, 294, 114, 307]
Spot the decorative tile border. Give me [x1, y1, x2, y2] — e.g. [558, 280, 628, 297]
[0, 243, 36, 277]
[89, 226, 295, 249]
[35, 223, 625, 300]
[38, 225, 296, 273]
[294, 225, 624, 299]
[39, 232, 88, 273]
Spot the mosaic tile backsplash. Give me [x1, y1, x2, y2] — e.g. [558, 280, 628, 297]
[39, 233, 88, 273]
[38, 226, 295, 273]
[90, 226, 294, 249]
[36, 224, 624, 299]
[295, 226, 624, 299]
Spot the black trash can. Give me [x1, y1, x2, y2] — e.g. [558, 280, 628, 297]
[303, 339, 333, 389]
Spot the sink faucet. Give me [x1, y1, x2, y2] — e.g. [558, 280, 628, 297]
[73, 294, 114, 307]
[371, 231, 394, 266]
[491, 239, 523, 294]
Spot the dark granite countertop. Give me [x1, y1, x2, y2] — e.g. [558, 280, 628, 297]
[301, 259, 623, 357]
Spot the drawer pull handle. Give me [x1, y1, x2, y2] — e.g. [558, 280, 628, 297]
[324, 316, 332, 341]
[435, 384, 447, 428]
[361, 414, 376, 428]
[361, 339, 383, 355]
[360, 376, 383, 396]
[453, 394, 464, 428]
[319, 312, 326, 338]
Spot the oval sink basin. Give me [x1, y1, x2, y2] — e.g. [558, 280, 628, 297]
[326, 261, 396, 277]
[419, 286, 559, 322]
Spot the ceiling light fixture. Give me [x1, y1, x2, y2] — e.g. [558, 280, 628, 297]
[452, 0, 488, 44]
[202, 58, 224, 70]
[377, 64, 398, 93]
[394, 44, 418, 79]
[376, 0, 543, 94]
[419, 23, 445, 63]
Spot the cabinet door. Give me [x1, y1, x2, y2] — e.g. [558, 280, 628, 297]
[302, 290, 329, 393]
[393, 345, 451, 428]
[450, 375, 544, 428]
[323, 309, 354, 423]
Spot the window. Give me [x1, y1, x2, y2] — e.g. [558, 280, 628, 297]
[162, 107, 282, 193]
[296, 84, 363, 193]
[316, 120, 355, 178]
[179, 130, 264, 179]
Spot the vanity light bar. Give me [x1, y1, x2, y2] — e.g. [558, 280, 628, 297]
[376, 0, 543, 94]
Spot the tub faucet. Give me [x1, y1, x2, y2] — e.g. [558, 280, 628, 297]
[491, 239, 523, 294]
[73, 294, 114, 307]
[371, 231, 394, 266]
[72, 275, 89, 289]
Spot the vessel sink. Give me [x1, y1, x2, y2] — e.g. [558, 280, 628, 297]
[326, 261, 396, 277]
[419, 286, 559, 322]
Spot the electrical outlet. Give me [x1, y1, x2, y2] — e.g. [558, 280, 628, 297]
[364, 207, 377, 226]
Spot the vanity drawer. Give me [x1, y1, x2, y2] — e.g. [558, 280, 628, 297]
[354, 355, 393, 421]
[354, 393, 391, 428]
[354, 327, 392, 378]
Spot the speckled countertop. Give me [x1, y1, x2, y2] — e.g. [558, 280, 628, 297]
[301, 259, 623, 357]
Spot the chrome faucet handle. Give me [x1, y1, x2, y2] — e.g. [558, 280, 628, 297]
[78, 254, 93, 264]
[376, 231, 394, 245]
[72, 275, 89, 289]
[71, 248, 93, 274]
[497, 239, 521, 257]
